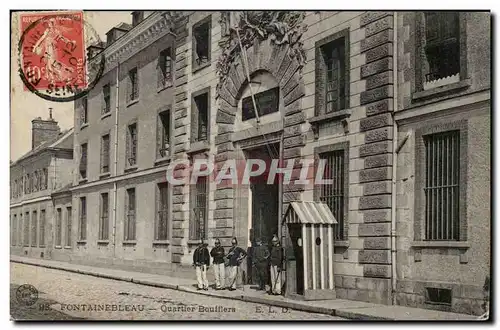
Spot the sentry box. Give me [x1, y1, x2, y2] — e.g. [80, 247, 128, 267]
[281, 201, 337, 300]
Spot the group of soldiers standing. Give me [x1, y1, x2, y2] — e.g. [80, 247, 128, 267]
[192, 235, 283, 295]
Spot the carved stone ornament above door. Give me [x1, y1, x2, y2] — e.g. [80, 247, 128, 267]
[215, 11, 309, 99]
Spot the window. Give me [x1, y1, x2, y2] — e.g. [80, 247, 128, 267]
[103, 84, 111, 114]
[66, 206, 72, 247]
[33, 171, 39, 192]
[39, 210, 46, 246]
[30, 173, 34, 193]
[79, 197, 87, 241]
[81, 97, 88, 125]
[157, 110, 170, 158]
[125, 188, 136, 241]
[12, 214, 17, 246]
[24, 212, 29, 246]
[12, 180, 16, 199]
[156, 183, 169, 241]
[426, 287, 452, 305]
[132, 11, 144, 27]
[192, 16, 211, 69]
[128, 68, 139, 102]
[191, 91, 209, 142]
[42, 168, 48, 190]
[126, 123, 138, 167]
[315, 30, 350, 117]
[189, 176, 208, 240]
[55, 208, 62, 246]
[18, 213, 23, 246]
[79, 143, 88, 179]
[101, 134, 110, 173]
[423, 131, 460, 240]
[31, 210, 37, 247]
[319, 150, 347, 240]
[421, 12, 460, 89]
[99, 193, 109, 240]
[24, 174, 29, 194]
[158, 48, 173, 89]
[242, 87, 280, 121]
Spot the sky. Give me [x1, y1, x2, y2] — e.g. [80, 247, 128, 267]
[10, 11, 132, 162]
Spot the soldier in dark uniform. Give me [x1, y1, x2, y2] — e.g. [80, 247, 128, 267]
[193, 240, 210, 290]
[210, 238, 226, 290]
[225, 237, 247, 291]
[252, 237, 270, 291]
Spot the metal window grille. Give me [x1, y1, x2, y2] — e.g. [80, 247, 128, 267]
[189, 176, 207, 240]
[128, 68, 139, 102]
[100, 193, 109, 240]
[66, 207, 72, 246]
[31, 211, 37, 247]
[194, 94, 208, 142]
[156, 183, 169, 240]
[128, 124, 138, 166]
[125, 188, 136, 241]
[424, 130, 460, 241]
[319, 150, 345, 240]
[23, 212, 29, 246]
[79, 197, 87, 240]
[323, 38, 346, 113]
[103, 84, 111, 114]
[55, 208, 62, 246]
[158, 111, 170, 158]
[101, 135, 110, 173]
[424, 12, 460, 82]
[158, 49, 173, 88]
[241, 87, 280, 121]
[80, 143, 88, 179]
[39, 210, 45, 246]
[194, 22, 210, 66]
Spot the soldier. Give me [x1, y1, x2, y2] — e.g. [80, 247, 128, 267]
[192, 240, 210, 291]
[269, 235, 283, 295]
[252, 237, 270, 291]
[210, 238, 226, 290]
[225, 237, 247, 291]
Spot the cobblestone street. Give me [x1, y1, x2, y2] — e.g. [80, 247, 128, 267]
[10, 263, 345, 321]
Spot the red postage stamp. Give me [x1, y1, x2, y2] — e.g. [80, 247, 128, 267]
[19, 11, 87, 95]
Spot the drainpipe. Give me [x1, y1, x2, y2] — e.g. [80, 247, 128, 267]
[112, 62, 120, 258]
[391, 11, 398, 306]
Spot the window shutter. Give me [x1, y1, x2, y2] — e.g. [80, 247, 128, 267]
[126, 127, 130, 165]
[156, 115, 162, 158]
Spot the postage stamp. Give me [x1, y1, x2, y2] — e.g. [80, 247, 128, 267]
[17, 11, 104, 102]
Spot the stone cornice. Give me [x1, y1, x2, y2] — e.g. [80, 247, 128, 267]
[90, 11, 183, 74]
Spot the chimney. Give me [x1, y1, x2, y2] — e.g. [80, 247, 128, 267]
[31, 108, 60, 149]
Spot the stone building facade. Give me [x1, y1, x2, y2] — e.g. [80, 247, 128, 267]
[393, 11, 491, 315]
[10, 11, 490, 315]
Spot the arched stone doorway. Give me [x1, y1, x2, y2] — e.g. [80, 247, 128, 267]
[213, 25, 308, 254]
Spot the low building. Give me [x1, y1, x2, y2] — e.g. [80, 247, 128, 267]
[10, 111, 74, 260]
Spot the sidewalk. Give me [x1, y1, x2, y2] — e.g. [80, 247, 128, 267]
[10, 256, 479, 321]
